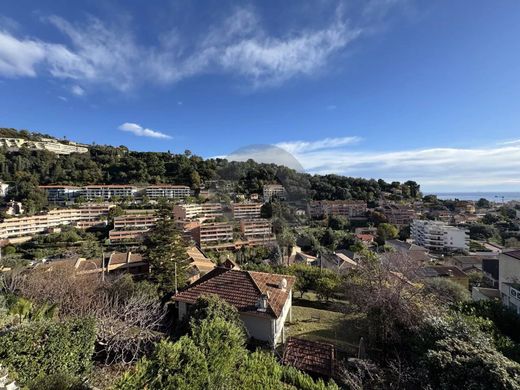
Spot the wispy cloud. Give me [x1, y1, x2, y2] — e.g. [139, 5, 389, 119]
[497, 139, 520, 146]
[0, 2, 405, 91]
[118, 122, 172, 139]
[276, 136, 361, 154]
[274, 136, 520, 191]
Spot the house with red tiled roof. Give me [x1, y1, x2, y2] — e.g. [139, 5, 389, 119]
[172, 266, 296, 346]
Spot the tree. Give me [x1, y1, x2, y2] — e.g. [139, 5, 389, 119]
[376, 223, 398, 244]
[477, 198, 491, 209]
[328, 215, 349, 230]
[144, 207, 190, 293]
[422, 278, 470, 305]
[7, 171, 47, 214]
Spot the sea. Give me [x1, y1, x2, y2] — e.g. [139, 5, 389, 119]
[431, 192, 520, 202]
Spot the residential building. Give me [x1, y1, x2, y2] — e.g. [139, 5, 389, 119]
[83, 185, 137, 200]
[109, 229, 150, 243]
[0, 204, 113, 239]
[186, 246, 216, 284]
[416, 266, 470, 288]
[172, 266, 295, 346]
[381, 204, 417, 226]
[39, 185, 83, 203]
[240, 219, 272, 239]
[482, 258, 499, 288]
[0, 137, 88, 155]
[263, 184, 286, 201]
[231, 202, 263, 219]
[309, 200, 367, 219]
[145, 185, 191, 199]
[195, 222, 234, 246]
[411, 220, 469, 252]
[173, 203, 223, 221]
[113, 214, 157, 230]
[498, 250, 520, 314]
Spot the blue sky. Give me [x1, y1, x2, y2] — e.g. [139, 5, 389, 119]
[1, 0, 520, 192]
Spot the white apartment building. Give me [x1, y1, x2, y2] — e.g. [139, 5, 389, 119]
[145, 185, 191, 199]
[231, 202, 263, 219]
[411, 220, 469, 252]
[40, 186, 83, 202]
[83, 185, 138, 200]
[263, 184, 286, 201]
[498, 250, 520, 314]
[0, 204, 113, 239]
[173, 203, 223, 221]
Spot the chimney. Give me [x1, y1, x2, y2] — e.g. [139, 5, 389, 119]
[278, 278, 288, 292]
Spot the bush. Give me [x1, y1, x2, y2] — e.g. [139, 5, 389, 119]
[0, 318, 96, 386]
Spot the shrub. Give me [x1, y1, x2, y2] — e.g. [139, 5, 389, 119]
[0, 318, 96, 386]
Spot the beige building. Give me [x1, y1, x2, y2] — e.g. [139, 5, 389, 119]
[263, 184, 286, 201]
[232, 202, 263, 219]
[309, 200, 367, 219]
[0, 204, 113, 239]
[240, 219, 272, 239]
[196, 222, 234, 246]
[173, 203, 223, 221]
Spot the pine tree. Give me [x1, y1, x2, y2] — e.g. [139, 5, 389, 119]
[144, 204, 190, 293]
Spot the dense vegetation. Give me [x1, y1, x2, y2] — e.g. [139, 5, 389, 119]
[1, 128, 421, 213]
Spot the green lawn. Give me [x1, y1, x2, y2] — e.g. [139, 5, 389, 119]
[286, 302, 366, 353]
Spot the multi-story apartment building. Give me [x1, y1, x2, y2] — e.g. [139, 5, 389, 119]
[0, 137, 89, 155]
[109, 228, 150, 243]
[309, 200, 367, 219]
[83, 185, 138, 200]
[0, 204, 113, 239]
[240, 219, 273, 239]
[113, 214, 157, 230]
[263, 184, 286, 201]
[173, 203, 223, 221]
[39, 185, 83, 203]
[145, 185, 191, 199]
[498, 250, 520, 314]
[231, 202, 263, 219]
[382, 204, 417, 226]
[194, 222, 234, 246]
[411, 220, 469, 253]
[109, 212, 158, 243]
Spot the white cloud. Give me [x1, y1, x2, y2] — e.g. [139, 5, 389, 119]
[71, 85, 85, 96]
[0, 6, 371, 90]
[118, 122, 172, 139]
[274, 136, 520, 191]
[276, 136, 361, 154]
[498, 139, 520, 146]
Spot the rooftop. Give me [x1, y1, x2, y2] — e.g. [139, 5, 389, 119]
[172, 267, 295, 318]
[282, 337, 336, 378]
[503, 250, 520, 261]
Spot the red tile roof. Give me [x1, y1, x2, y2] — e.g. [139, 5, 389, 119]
[172, 267, 295, 318]
[283, 337, 336, 377]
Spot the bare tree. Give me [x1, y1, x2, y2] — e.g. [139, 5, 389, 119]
[93, 289, 166, 365]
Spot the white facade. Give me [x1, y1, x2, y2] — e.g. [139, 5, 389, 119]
[498, 251, 520, 314]
[411, 220, 469, 252]
[145, 185, 190, 199]
[0, 137, 88, 155]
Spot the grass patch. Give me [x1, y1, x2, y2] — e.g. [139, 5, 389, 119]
[286, 304, 365, 354]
